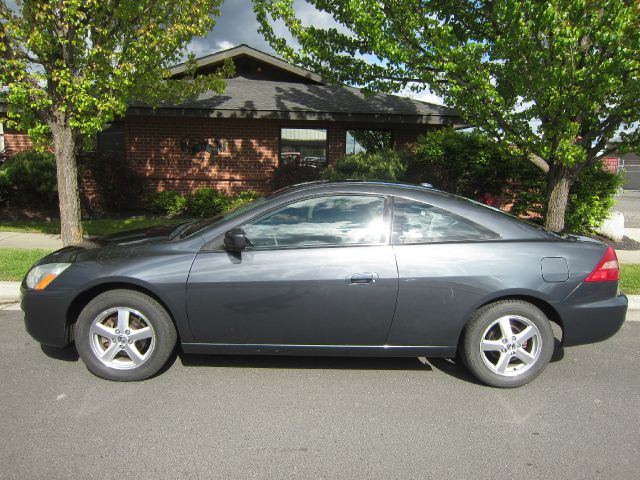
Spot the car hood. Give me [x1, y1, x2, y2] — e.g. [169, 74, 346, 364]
[88, 222, 189, 247]
[30, 222, 197, 268]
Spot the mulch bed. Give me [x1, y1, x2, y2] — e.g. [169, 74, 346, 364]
[591, 234, 640, 251]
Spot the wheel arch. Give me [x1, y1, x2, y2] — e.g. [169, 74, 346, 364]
[456, 293, 564, 350]
[65, 281, 184, 343]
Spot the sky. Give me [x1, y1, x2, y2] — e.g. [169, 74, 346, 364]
[189, 0, 446, 105]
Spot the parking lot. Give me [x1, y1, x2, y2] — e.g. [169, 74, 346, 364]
[1, 309, 639, 480]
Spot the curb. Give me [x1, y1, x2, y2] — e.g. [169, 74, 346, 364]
[0, 282, 20, 302]
[1, 281, 639, 310]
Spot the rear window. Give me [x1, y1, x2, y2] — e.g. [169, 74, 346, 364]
[392, 197, 499, 244]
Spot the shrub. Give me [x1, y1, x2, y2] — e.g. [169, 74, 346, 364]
[224, 190, 263, 211]
[408, 128, 622, 233]
[324, 149, 407, 181]
[509, 164, 623, 234]
[0, 150, 57, 206]
[565, 165, 623, 233]
[270, 160, 323, 190]
[184, 188, 230, 217]
[147, 190, 186, 216]
[406, 129, 536, 198]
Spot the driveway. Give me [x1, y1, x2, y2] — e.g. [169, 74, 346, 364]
[615, 190, 640, 228]
[1, 310, 639, 479]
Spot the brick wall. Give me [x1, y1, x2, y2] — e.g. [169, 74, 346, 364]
[2, 130, 33, 155]
[126, 116, 280, 195]
[123, 115, 437, 197]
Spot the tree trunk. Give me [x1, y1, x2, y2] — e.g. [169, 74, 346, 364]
[50, 120, 83, 245]
[544, 165, 573, 232]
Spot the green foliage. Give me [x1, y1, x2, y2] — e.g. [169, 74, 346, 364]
[148, 191, 187, 216]
[225, 191, 264, 211]
[183, 188, 264, 218]
[0, 0, 231, 142]
[254, 0, 640, 231]
[0, 150, 57, 206]
[270, 160, 323, 190]
[563, 165, 623, 233]
[324, 149, 407, 181]
[0, 0, 233, 243]
[406, 129, 538, 198]
[184, 188, 229, 218]
[408, 130, 622, 233]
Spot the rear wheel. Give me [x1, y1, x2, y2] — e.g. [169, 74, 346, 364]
[461, 300, 554, 388]
[74, 290, 177, 381]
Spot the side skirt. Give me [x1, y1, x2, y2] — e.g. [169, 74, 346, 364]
[180, 343, 457, 357]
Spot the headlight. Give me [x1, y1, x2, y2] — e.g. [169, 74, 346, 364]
[25, 263, 71, 290]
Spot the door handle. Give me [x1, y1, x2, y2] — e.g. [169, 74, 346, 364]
[346, 272, 379, 285]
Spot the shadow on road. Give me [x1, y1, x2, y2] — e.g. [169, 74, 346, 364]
[41, 344, 79, 362]
[178, 352, 434, 372]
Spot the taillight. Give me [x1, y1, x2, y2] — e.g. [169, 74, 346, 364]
[584, 246, 620, 282]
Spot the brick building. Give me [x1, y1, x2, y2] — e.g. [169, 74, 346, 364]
[1, 45, 464, 199]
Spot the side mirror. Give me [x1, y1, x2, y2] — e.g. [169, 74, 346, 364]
[224, 228, 247, 252]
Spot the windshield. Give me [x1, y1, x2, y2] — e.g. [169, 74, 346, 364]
[178, 195, 270, 238]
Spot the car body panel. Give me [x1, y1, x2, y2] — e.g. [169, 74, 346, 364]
[19, 181, 628, 355]
[186, 246, 399, 345]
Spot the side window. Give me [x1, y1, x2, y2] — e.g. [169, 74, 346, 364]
[243, 195, 387, 248]
[392, 197, 498, 244]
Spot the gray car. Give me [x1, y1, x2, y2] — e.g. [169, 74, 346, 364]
[21, 181, 628, 387]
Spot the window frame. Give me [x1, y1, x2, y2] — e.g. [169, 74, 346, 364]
[279, 126, 329, 167]
[239, 193, 393, 252]
[390, 196, 500, 245]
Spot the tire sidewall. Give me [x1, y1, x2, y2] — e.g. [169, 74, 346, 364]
[74, 290, 177, 381]
[463, 301, 554, 388]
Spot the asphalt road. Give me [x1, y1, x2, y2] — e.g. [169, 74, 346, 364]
[1, 310, 639, 480]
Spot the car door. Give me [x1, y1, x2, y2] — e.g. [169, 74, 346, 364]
[186, 194, 399, 346]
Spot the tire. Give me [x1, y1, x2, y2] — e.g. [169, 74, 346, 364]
[461, 300, 554, 388]
[74, 289, 177, 381]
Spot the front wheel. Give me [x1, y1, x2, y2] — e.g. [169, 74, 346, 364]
[74, 290, 177, 381]
[461, 300, 554, 388]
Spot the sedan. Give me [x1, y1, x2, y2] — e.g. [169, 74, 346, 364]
[21, 181, 628, 387]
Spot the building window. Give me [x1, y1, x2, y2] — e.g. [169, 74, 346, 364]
[346, 129, 393, 154]
[280, 128, 327, 166]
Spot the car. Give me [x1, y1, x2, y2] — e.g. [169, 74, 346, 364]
[21, 181, 628, 387]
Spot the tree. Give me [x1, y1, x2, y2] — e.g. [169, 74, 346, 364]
[1, 0, 231, 244]
[253, 0, 640, 231]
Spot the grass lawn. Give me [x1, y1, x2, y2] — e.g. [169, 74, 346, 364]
[620, 265, 640, 295]
[0, 216, 181, 236]
[0, 248, 53, 281]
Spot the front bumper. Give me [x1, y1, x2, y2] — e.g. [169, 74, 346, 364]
[21, 287, 75, 348]
[557, 292, 628, 347]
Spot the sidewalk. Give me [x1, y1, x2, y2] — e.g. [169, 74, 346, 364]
[0, 231, 63, 250]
